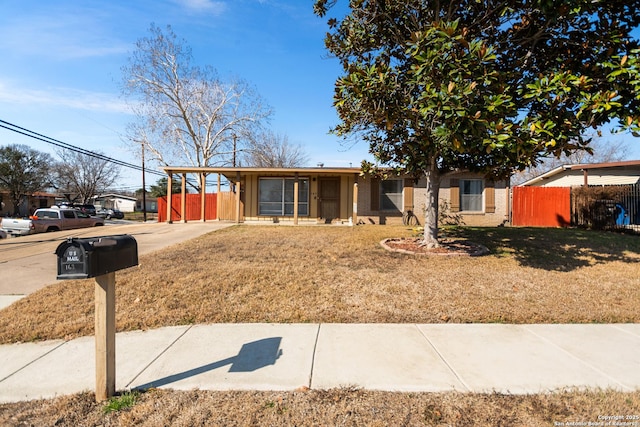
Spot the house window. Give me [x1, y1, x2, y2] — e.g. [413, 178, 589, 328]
[380, 179, 403, 211]
[259, 178, 309, 216]
[460, 179, 483, 211]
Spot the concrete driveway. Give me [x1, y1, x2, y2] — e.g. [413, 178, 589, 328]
[0, 221, 233, 307]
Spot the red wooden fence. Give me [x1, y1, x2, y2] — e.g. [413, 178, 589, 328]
[512, 186, 571, 227]
[157, 193, 217, 222]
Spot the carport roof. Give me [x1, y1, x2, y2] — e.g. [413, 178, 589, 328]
[162, 166, 362, 179]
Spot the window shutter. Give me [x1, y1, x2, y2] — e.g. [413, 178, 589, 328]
[485, 180, 495, 213]
[449, 178, 460, 212]
[403, 178, 414, 212]
[371, 178, 380, 211]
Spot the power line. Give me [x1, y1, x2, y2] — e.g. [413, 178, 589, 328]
[0, 119, 165, 178]
[0, 119, 229, 190]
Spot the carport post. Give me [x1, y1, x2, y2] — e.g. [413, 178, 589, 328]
[180, 173, 187, 223]
[294, 173, 299, 225]
[216, 174, 221, 220]
[200, 172, 207, 222]
[95, 272, 116, 402]
[353, 178, 359, 224]
[166, 171, 173, 224]
[235, 171, 241, 224]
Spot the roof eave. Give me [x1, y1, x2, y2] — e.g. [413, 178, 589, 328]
[517, 164, 571, 186]
[161, 166, 363, 177]
[567, 160, 640, 170]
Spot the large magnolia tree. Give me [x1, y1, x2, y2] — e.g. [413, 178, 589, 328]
[314, 0, 640, 247]
[122, 24, 272, 176]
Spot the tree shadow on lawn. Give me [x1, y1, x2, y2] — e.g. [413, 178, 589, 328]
[446, 226, 640, 272]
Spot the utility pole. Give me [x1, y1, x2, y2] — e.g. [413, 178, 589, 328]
[233, 134, 237, 167]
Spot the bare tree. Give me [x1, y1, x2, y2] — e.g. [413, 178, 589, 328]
[241, 131, 309, 168]
[512, 136, 631, 184]
[52, 150, 120, 204]
[122, 24, 272, 171]
[0, 144, 53, 216]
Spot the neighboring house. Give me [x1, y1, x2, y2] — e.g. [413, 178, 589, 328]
[518, 160, 640, 187]
[137, 198, 158, 213]
[0, 191, 57, 217]
[515, 160, 640, 228]
[92, 194, 138, 213]
[160, 166, 510, 226]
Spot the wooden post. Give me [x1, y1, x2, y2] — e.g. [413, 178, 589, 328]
[95, 272, 116, 402]
[200, 173, 207, 222]
[216, 174, 221, 220]
[180, 174, 187, 223]
[353, 178, 359, 225]
[293, 173, 299, 225]
[166, 171, 173, 224]
[235, 172, 241, 224]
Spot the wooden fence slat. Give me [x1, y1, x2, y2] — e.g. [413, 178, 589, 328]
[157, 193, 217, 222]
[217, 192, 243, 221]
[512, 187, 571, 227]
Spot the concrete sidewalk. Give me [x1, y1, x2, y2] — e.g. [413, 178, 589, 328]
[1, 323, 639, 403]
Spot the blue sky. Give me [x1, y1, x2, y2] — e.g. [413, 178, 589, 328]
[0, 0, 369, 191]
[1, 1, 639, 192]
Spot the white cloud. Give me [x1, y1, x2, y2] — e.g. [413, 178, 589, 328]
[0, 80, 129, 114]
[174, 0, 227, 14]
[0, 4, 130, 60]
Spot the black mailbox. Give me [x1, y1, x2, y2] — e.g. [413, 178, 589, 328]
[55, 235, 138, 280]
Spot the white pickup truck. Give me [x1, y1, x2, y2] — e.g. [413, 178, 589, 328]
[0, 207, 104, 236]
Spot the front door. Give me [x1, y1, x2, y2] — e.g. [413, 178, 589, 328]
[318, 178, 340, 223]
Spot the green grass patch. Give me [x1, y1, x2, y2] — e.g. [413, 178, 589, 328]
[102, 391, 140, 414]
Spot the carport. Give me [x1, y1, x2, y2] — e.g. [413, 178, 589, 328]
[161, 167, 362, 225]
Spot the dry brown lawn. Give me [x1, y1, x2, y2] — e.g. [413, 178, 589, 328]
[1, 225, 639, 344]
[1, 388, 639, 427]
[1, 225, 639, 424]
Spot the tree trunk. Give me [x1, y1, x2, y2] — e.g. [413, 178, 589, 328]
[422, 162, 441, 248]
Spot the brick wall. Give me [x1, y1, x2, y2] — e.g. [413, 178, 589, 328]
[356, 173, 509, 226]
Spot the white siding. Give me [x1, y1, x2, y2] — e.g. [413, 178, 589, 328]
[531, 169, 640, 187]
[113, 199, 137, 212]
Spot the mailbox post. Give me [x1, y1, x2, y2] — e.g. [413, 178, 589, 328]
[55, 235, 138, 402]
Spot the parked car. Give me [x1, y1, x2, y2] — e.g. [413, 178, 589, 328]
[96, 208, 124, 220]
[77, 204, 97, 216]
[56, 203, 97, 216]
[0, 207, 104, 236]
